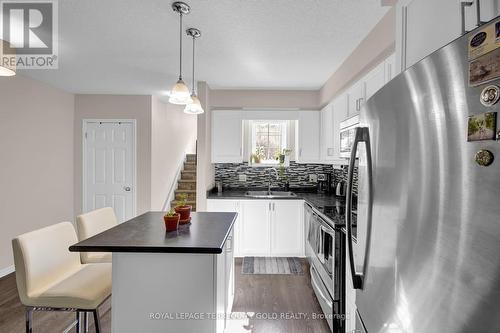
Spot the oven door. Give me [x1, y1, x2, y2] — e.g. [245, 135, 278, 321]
[311, 263, 333, 330]
[321, 222, 335, 277]
[307, 213, 322, 261]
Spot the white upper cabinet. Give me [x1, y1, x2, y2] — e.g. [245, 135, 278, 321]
[385, 53, 397, 83]
[364, 62, 386, 102]
[318, 54, 395, 165]
[297, 111, 321, 163]
[211, 110, 243, 163]
[347, 81, 365, 118]
[331, 95, 349, 165]
[320, 103, 335, 162]
[396, 0, 500, 71]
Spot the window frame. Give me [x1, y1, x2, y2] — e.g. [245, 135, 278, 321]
[249, 120, 289, 166]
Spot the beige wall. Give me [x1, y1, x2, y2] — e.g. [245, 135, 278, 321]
[210, 89, 319, 110]
[74, 95, 152, 216]
[151, 97, 197, 210]
[319, 7, 396, 107]
[0, 75, 74, 271]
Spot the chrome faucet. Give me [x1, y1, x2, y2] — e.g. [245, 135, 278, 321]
[266, 168, 279, 193]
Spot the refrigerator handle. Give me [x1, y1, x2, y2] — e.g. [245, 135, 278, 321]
[346, 127, 374, 290]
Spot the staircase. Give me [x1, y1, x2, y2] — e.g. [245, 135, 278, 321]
[171, 154, 197, 212]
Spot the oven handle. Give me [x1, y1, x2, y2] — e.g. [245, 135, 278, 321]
[346, 127, 374, 290]
[310, 264, 333, 309]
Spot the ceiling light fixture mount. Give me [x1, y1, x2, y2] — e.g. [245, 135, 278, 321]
[171, 1, 190, 15]
[186, 27, 201, 38]
[169, 1, 192, 105]
[184, 27, 204, 115]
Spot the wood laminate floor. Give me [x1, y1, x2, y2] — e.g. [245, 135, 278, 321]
[0, 259, 330, 333]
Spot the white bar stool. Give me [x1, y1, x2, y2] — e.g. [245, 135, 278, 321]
[12, 222, 111, 333]
[76, 207, 118, 264]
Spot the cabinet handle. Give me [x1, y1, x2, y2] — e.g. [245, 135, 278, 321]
[299, 148, 302, 157]
[358, 98, 364, 111]
[475, 0, 486, 27]
[273, 203, 275, 211]
[461, 1, 474, 35]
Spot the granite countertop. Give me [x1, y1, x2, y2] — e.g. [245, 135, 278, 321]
[69, 212, 237, 254]
[207, 188, 356, 227]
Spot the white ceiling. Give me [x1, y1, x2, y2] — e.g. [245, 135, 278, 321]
[20, 0, 390, 96]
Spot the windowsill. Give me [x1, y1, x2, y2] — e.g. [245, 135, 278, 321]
[248, 161, 291, 168]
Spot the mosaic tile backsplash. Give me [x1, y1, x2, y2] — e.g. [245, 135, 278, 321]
[215, 162, 358, 196]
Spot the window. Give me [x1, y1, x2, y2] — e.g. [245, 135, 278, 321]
[250, 120, 288, 165]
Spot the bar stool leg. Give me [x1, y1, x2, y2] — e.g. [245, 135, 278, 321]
[83, 312, 89, 333]
[25, 308, 33, 333]
[76, 310, 80, 333]
[93, 309, 101, 333]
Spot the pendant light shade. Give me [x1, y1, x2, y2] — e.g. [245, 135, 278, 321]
[0, 39, 16, 76]
[169, 2, 192, 105]
[169, 78, 192, 105]
[184, 27, 204, 114]
[184, 94, 204, 114]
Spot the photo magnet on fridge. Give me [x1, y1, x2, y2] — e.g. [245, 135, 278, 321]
[467, 112, 497, 142]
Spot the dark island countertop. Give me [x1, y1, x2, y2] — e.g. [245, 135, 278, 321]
[69, 212, 237, 254]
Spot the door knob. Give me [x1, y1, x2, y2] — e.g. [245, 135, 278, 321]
[124, 186, 131, 192]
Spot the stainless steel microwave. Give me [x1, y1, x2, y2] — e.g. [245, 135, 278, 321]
[339, 115, 359, 158]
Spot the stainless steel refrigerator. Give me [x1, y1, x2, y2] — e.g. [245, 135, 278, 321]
[344, 17, 500, 333]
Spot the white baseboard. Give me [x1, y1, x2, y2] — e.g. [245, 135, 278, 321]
[0, 265, 15, 278]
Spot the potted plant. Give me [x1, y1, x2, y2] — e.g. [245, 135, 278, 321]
[175, 193, 192, 224]
[251, 146, 265, 164]
[164, 209, 180, 232]
[282, 148, 292, 166]
[278, 163, 290, 191]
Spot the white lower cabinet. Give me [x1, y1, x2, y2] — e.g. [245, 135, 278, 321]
[240, 200, 271, 256]
[207, 200, 242, 257]
[207, 199, 304, 258]
[216, 227, 234, 333]
[241, 200, 304, 257]
[270, 200, 304, 256]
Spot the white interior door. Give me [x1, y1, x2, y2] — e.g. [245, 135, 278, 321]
[83, 120, 135, 223]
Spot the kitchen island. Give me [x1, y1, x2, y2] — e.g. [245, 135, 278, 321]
[70, 211, 237, 333]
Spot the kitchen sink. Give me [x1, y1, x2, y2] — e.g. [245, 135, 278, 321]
[245, 191, 297, 198]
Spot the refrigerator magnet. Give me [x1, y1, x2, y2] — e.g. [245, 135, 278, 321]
[467, 112, 497, 142]
[469, 47, 500, 86]
[468, 19, 500, 61]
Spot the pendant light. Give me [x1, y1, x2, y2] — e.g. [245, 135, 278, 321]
[184, 28, 204, 114]
[0, 39, 16, 76]
[169, 2, 192, 105]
